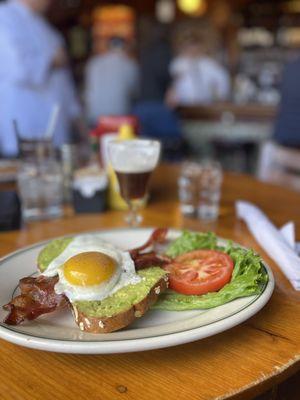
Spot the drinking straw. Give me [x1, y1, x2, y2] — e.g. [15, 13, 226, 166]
[45, 104, 60, 140]
[12, 119, 21, 141]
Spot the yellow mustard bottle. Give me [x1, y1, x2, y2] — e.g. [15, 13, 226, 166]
[107, 124, 135, 210]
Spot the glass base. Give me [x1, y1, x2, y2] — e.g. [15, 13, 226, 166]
[22, 206, 63, 221]
[180, 204, 196, 216]
[125, 212, 143, 227]
[197, 204, 219, 222]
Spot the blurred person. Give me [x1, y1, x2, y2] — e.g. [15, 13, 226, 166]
[84, 37, 139, 126]
[0, 0, 82, 157]
[273, 57, 300, 148]
[135, 21, 181, 160]
[166, 34, 230, 107]
[139, 21, 172, 102]
[133, 101, 183, 161]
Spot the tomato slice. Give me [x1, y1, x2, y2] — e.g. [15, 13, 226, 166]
[165, 250, 234, 295]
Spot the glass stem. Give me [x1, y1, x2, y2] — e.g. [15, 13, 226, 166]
[126, 200, 142, 227]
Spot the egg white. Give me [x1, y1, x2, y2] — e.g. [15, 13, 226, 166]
[42, 234, 125, 277]
[55, 251, 141, 302]
[41, 234, 141, 302]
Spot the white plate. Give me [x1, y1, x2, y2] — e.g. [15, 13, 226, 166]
[0, 228, 274, 354]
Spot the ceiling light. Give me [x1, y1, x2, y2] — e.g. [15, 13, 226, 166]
[177, 0, 207, 16]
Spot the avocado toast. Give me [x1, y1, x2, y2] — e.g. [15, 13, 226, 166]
[72, 268, 168, 333]
[36, 237, 168, 333]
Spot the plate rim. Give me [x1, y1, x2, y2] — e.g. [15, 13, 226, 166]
[0, 227, 275, 354]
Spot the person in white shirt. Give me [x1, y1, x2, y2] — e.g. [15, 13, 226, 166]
[167, 35, 230, 107]
[84, 37, 139, 126]
[0, 0, 81, 157]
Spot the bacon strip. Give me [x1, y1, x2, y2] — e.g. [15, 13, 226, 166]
[130, 228, 172, 270]
[134, 253, 172, 270]
[130, 228, 168, 258]
[3, 276, 69, 325]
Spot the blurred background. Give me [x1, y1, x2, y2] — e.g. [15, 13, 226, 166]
[1, 0, 300, 187]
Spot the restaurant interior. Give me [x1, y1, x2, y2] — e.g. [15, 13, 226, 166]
[7, 0, 299, 178]
[0, 0, 299, 400]
[50, 0, 299, 170]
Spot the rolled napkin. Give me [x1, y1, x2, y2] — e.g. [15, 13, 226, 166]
[279, 222, 295, 249]
[236, 201, 300, 290]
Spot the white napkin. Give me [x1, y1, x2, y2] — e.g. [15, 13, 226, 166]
[236, 201, 300, 290]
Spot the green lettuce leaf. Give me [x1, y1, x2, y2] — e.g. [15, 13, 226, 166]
[165, 230, 218, 258]
[153, 231, 268, 311]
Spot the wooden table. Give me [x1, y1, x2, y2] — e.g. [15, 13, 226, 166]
[0, 165, 299, 400]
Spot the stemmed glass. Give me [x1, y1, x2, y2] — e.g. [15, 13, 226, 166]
[108, 139, 161, 226]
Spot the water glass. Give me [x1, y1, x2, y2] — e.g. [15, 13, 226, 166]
[197, 161, 223, 221]
[17, 160, 63, 221]
[178, 162, 201, 216]
[18, 137, 53, 162]
[178, 161, 223, 221]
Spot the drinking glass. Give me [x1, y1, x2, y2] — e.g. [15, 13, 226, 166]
[197, 160, 223, 221]
[178, 162, 202, 216]
[178, 160, 223, 221]
[18, 138, 52, 162]
[108, 139, 161, 226]
[17, 160, 63, 221]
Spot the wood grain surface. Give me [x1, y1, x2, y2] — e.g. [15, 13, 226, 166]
[0, 164, 299, 400]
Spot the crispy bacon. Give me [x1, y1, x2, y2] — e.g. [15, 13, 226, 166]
[134, 253, 172, 270]
[130, 228, 169, 259]
[130, 228, 172, 270]
[3, 276, 69, 325]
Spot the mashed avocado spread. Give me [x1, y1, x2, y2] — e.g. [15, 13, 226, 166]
[38, 237, 73, 272]
[74, 268, 167, 318]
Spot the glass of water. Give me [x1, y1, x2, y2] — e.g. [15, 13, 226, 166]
[17, 159, 63, 221]
[178, 160, 223, 221]
[178, 162, 201, 216]
[197, 160, 223, 221]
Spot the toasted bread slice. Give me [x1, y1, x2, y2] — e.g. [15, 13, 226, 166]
[71, 268, 169, 333]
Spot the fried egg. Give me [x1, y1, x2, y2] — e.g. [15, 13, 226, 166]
[42, 234, 141, 302]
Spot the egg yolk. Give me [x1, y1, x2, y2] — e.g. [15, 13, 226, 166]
[63, 252, 117, 286]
